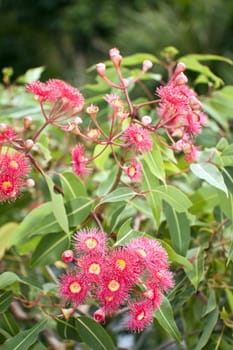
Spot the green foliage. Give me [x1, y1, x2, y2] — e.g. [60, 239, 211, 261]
[0, 50, 233, 350]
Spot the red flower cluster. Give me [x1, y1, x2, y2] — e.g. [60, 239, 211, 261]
[156, 62, 208, 162]
[71, 144, 90, 178]
[59, 228, 173, 332]
[26, 79, 84, 119]
[0, 149, 30, 202]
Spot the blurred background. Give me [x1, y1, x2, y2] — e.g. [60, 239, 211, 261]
[0, 0, 233, 85]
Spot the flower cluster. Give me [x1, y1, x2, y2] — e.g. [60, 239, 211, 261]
[26, 79, 84, 122]
[59, 228, 173, 332]
[156, 62, 208, 162]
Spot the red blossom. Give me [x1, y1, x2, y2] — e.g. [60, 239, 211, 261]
[61, 250, 74, 263]
[77, 255, 105, 283]
[125, 158, 142, 182]
[1, 151, 30, 177]
[59, 272, 90, 305]
[124, 124, 152, 153]
[73, 228, 107, 256]
[72, 144, 90, 178]
[0, 125, 17, 145]
[97, 275, 128, 311]
[127, 300, 154, 332]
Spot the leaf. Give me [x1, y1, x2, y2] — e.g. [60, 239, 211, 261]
[154, 296, 181, 343]
[0, 223, 18, 259]
[59, 171, 87, 201]
[157, 185, 192, 212]
[76, 316, 116, 350]
[45, 175, 69, 234]
[191, 163, 228, 195]
[202, 290, 217, 317]
[30, 232, 70, 266]
[122, 53, 159, 66]
[0, 272, 42, 291]
[95, 166, 119, 197]
[164, 203, 190, 256]
[186, 248, 205, 290]
[93, 144, 111, 170]
[194, 308, 219, 350]
[56, 317, 82, 342]
[142, 137, 166, 183]
[17, 66, 45, 84]
[0, 311, 19, 336]
[99, 187, 136, 204]
[1, 318, 48, 350]
[0, 291, 13, 313]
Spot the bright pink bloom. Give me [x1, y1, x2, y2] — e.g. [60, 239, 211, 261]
[125, 158, 142, 182]
[124, 124, 152, 153]
[72, 144, 90, 178]
[0, 125, 17, 145]
[61, 250, 74, 263]
[73, 228, 107, 256]
[26, 79, 84, 112]
[143, 285, 161, 309]
[97, 275, 128, 311]
[0, 173, 21, 202]
[1, 151, 30, 177]
[148, 270, 174, 292]
[104, 94, 124, 111]
[59, 272, 89, 305]
[127, 300, 154, 332]
[93, 308, 106, 323]
[108, 247, 142, 286]
[77, 254, 105, 283]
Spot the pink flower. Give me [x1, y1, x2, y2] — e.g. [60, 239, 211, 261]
[104, 94, 124, 111]
[124, 124, 152, 153]
[1, 151, 30, 177]
[0, 125, 17, 145]
[93, 308, 106, 323]
[97, 275, 128, 311]
[77, 255, 105, 283]
[72, 144, 90, 178]
[61, 250, 74, 263]
[127, 300, 154, 332]
[143, 285, 161, 309]
[59, 272, 89, 305]
[0, 173, 21, 202]
[73, 228, 107, 256]
[125, 158, 142, 182]
[26, 79, 84, 113]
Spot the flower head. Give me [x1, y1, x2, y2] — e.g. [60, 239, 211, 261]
[73, 228, 107, 256]
[127, 300, 154, 332]
[59, 272, 90, 305]
[0, 125, 17, 145]
[97, 275, 128, 311]
[72, 144, 90, 178]
[0, 173, 21, 202]
[124, 124, 152, 153]
[125, 158, 142, 182]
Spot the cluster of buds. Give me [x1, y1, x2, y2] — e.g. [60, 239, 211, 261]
[0, 124, 33, 202]
[59, 228, 173, 332]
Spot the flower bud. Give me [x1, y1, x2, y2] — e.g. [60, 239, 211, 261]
[141, 115, 152, 125]
[24, 116, 33, 129]
[174, 72, 188, 85]
[26, 178, 35, 188]
[96, 63, 106, 77]
[142, 60, 153, 72]
[61, 250, 74, 263]
[109, 47, 122, 66]
[24, 139, 34, 150]
[93, 308, 105, 323]
[174, 62, 186, 75]
[0, 123, 7, 132]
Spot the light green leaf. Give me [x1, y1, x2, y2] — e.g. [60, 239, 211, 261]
[164, 203, 190, 256]
[190, 163, 228, 195]
[76, 316, 116, 350]
[99, 187, 136, 204]
[17, 66, 45, 84]
[1, 318, 48, 350]
[45, 175, 69, 234]
[59, 171, 87, 201]
[142, 137, 166, 183]
[30, 232, 70, 266]
[194, 308, 219, 350]
[221, 144, 233, 166]
[93, 144, 111, 170]
[0, 223, 18, 259]
[95, 166, 119, 197]
[157, 185, 192, 212]
[154, 296, 181, 343]
[122, 53, 159, 66]
[0, 272, 42, 291]
[186, 247, 205, 290]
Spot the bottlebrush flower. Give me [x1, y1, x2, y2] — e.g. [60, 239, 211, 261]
[77, 255, 105, 283]
[72, 144, 90, 178]
[127, 300, 154, 332]
[124, 124, 152, 153]
[26, 79, 84, 114]
[59, 272, 90, 305]
[104, 94, 124, 111]
[73, 228, 107, 256]
[1, 151, 30, 177]
[0, 124, 17, 145]
[0, 173, 21, 202]
[125, 158, 142, 182]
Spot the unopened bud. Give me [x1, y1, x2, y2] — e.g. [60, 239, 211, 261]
[61, 250, 74, 263]
[142, 60, 153, 72]
[174, 62, 186, 75]
[26, 178, 35, 188]
[73, 116, 83, 125]
[174, 72, 188, 85]
[122, 79, 130, 88]
[109, 47, 122, 66]
[96, 62, 106, 77]
[93, 308, 105, 323]
[0, 123, 7, 132]
[24, 116, 33, 129]
[141, 115, 152, 125]
[24, 139, 34, 150]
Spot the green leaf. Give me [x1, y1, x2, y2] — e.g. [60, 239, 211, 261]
[1, 318, 48, 350]
[65, 197, 94, 227]
[164, 203, 190, 256]
[221, 145, 233, 166]
[45, 175, 69, 234]
[190, 163, 228, 195]
[93, 144, 111, 170]
[56, 317, 82, 342]
[186, 247, 205, 290]
[37, 134, 52, 163]
[0, 291, 13, 313]
[76, 316, 116, 350]
[154, 296, 181, 343]
[17, 66, 45, 84]
[0, 223, 18, 259]
[0, 311, 19, 336]
[194, 308, 219, 350]
[0, 272, 42, 291]
[142, 162, 161, 226]
[122, 53, 159, 66]
[59, 171, 87, 201]
[190, 186, 220, 216]
[202, 290, 217, 317]
[142, 137, 166, 183]
[157, 185, 192, 212]
[99, 187, 136, 204]
[30, 232, 70, 266]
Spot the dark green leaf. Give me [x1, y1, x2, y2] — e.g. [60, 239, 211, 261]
[0, 311, 19, 336]
[56, 317, 82, 342]
[99, 187, 136, 204]
[76, 316, 116, 350]
[186, 248, 205, 290]
[0, 291, 13, 313]
[59, 171, 87, 201]
[1, 318, 48, 350]
[194, 308, 219, 350]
